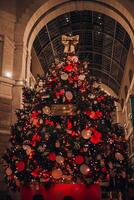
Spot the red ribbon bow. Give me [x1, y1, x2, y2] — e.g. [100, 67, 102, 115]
[90, 129, 102, 144]
[64, 64, 73, 72]
[45, 119, 54, 126]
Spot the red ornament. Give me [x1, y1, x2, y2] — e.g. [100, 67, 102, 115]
[95, 110, 103, 118]
[51, 78, 57, 82]
[85, 111, 97, 119]
[56, 89, 65, 97]
[64, 64, 73, 72]
[33, 119, 40, 127]
[67, 130, 76, 137]
[30, 111, 40, 127]
[68, 77, 73, 84]
[75, 155, 84, 165]
[71, 131, 77, 137]
[42, 172, 50, 182]
[8, 174, 14, 180]
[31, 111, 39, 119]
[67, 119, 72, 129]
[31, 168, 40, 177]
[49, 152, 56, 161]
[102, 167, 107, 173]
[73, 76, 79, 81]
[97, 96, 104, 102]
[16, 161, 25, 172]
[45, 119, 54, 126]
[90, 129, 102, 144]
[80, 86, 86, 93]
[32, 134, 41, 142]
[85, 110, 102, 119]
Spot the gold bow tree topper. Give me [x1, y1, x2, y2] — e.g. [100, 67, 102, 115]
[61, 34, 79, 54]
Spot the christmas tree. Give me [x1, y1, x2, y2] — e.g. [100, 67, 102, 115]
[2, 35, 131, 194]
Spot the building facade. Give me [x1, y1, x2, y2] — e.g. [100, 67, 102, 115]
[0, 0, 134, 199]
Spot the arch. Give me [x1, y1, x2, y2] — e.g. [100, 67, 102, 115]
[14, 0, 134, 86]
[101, 83, 118, 97]
[27, 1, 134, 52]
[16, 0, 134, 49]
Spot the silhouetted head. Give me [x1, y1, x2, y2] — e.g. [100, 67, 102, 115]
[6, 195, 12, 200]
[33, 194, 44, 200]
[63, 196, 74, 200]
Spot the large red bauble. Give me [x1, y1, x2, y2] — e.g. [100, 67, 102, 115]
[64, 64, 73, 72]
[75, 155, 84, 165]
[49, 152, 56, 161]
[16, 161, 25, 172]
[90, 129, 102, 144]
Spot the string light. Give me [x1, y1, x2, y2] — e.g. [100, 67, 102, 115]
[66, 17, 70, 23]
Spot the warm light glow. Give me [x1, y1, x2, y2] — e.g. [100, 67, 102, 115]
[4, 71, 12, 78]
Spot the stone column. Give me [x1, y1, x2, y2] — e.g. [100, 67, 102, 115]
[12, 42, 31, 123]
[26, 49, 32, 86]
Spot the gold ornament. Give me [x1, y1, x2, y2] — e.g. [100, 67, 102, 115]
[6, 167, 12, 176]
[38, 80, 43, 87]
[79, 74, 85, 80]
[23, 145, 27, 150]
[80, 164, 90, 175]
[51, 104, 76, 115]
[81, 129, 92, 139]
[61, 73, 68, 80]
[39, 119, 43, 124]
[63, 175, 72, 182]
[52, 168, 63, 179]
[26, 146, 32, 155]
[65, 91, 73, 101]
[43, 151, 50, 156]
[93, 82, 99, 88]
[56, 155, 64, 164]
[32, 119, 38, 126]
[25, 145, 32, 155]
[89, 94, 95, 99]
[43, 106, 51, 115]
[115, 152, 124, 161]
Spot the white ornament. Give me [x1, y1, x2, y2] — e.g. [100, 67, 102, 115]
[79, 74, 85, 80]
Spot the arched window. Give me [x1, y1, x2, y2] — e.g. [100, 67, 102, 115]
[129, 69, 133, 84]
[124, 85, 128, 97]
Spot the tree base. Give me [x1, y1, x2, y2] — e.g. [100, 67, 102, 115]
[21, 184, 101, 200]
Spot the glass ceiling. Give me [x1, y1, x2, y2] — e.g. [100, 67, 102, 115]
[33, 11, 131, 94]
